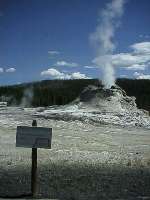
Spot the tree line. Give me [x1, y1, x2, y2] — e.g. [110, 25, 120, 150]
[0, 78, 149, 112]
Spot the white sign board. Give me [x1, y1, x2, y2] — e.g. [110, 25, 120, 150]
[16, 126, 52, 148]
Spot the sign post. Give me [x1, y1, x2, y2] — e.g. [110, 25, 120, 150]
[16, 120, 52, 198]
[31, 120, 38, 198]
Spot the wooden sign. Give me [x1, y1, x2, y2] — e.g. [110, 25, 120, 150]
[16, 126, 52, 148]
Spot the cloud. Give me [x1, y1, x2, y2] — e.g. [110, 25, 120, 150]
[139, 34, 150, 39]
[126, 64, 146, 70]
[111, 52, 148, 70]
[0, 68, 4, 73]
[131, 42, 150, 54]
[133, 72, 141, 77]
[83, 65, 98, 69]
[6, 68, 16, 73]
[41, 68, 67, 79]
[93, 42, 150, 71]
[48, 50, 60, 56]
[71, 72, 89, 79]
[56, 60, 79, 67]
[41, 68, 90, 79]
[133, 72, 150, 79]
[116, 42, 150, 70]
[138, 74, 150, 79]
[119, 74, 127, 78]
[0, 67, 16, 73]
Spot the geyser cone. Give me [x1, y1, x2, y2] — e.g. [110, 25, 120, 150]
[75, 85, 137, 113]
[34, 85, 150, 128]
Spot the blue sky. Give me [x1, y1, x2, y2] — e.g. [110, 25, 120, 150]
[0, 0, 150, 85]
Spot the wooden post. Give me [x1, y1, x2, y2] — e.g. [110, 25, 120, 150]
[31, 120, 38, 198]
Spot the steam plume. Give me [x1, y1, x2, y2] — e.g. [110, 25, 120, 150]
[20, 87, 33, 107]
[91, 0, 125, 88]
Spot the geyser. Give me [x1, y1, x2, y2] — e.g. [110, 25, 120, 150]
[91, 0, 126, 88]
[75, 84, 137, 113]
[34, 84, 150, 128]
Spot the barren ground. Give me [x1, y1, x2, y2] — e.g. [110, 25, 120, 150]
[0, 107, 150, 199]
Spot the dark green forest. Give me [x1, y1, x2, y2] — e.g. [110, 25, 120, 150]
[0, 79, 150, 112]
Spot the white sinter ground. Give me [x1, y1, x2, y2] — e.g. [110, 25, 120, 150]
[0, 85, 150, 199]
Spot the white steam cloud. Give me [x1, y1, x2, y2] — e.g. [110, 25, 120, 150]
[20, 88, 33, 107]
[91, 0, 125, 88]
